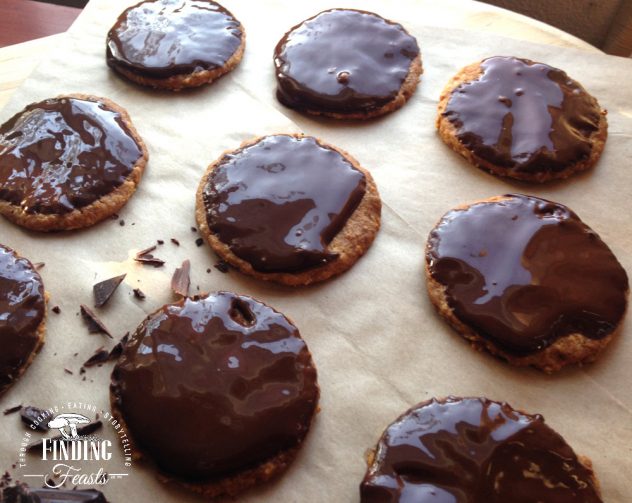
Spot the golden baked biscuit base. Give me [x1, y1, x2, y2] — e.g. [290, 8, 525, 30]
[436, 61, 608, 183]
[195, 134, 382, 286]
[424, 196, 627, 373]
[0, 94, 148, 232]
[109, 31, 245, 91]
[292, 55, 422, 120]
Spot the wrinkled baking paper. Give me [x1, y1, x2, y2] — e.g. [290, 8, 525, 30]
[1, 1, 631, 501]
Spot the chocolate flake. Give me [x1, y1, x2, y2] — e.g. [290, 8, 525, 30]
[171, 238, 180, 246]
[191, 226, 197, 232]
[119, 219, 125, 226]
[195, 237, 204, 247]
[133, 288, 146, 300]
[93, 274, 126, 307]
[157, 239, 164, 245]
[20, 406, 49, 431]
[52, 306, 61, 314]
[214, 260, 230, 273]
[134, 245, 165, 267]
[80, 305, 113, 338]
[3, 404, 22, 415]
[108, 332, 129, 361]
[83, 348, 110, 368]
[171, 260, 191, 297]
[64, 368, 73, 375]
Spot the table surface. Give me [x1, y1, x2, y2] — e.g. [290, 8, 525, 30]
[0, 0, 600, 112]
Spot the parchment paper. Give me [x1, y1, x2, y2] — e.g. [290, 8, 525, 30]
[1, 1, 631, 501]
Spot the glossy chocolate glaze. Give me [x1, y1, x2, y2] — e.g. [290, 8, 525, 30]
[443, 56, 602, 175]
[0, 245, 45, 394]
[0, 97, 142, 215]
[106, 0, 243, 78]
[427, 194, 628, 356]
[360, 397, 602, 503]
[274, 9, 419, 114]
[111, 292, 319, 480]
[202, 135, 366, 273]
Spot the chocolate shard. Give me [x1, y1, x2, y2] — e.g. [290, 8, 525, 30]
[80, 305, 113, 338]
[93, 273, 126, 307]
[134, 245, 165, 267]
[214, 260, 230, 273]
[3, 404, 22, 415]
[171, 260, 191, 297]
[83, 348, 109, 368]
[108, 332, 129, 361]
[20, 406, 49, 431]
[27, 421, 103, 452]
[133, 288, 145, 300]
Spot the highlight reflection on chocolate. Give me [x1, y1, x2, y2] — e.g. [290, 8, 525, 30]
[0, 244, 46, 395]
[274, 9, 419, 114]
[107, 0, 243, 79]
[427, 194, 628, 356]
[0, 97, 143, 215]
[202, 135, 366, 273]
[110, 292, 319, 481]
[443, 56, 603, 176]
[360, 397, 602, 503]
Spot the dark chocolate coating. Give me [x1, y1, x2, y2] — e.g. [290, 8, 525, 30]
[106, 0, 243, 79]
[0, 244, 45, 394]
[360, 397, 602, 503]
[0, 97, 143, 215]
[202, 135, 366, 273]
[111, 292, 319, 481]
[274, 9, 419, 114]
[427, 194, 628, 356]
[443, 56, 602, 176]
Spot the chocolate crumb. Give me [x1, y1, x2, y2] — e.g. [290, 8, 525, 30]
[206, 268, 211, 273]
[119, 219, 125, 226]
[157, 240, 164, 245]
[195, 237, 204, 247]
[64, 368, 73, 375]
[214, 260, 230, 273]
[171, 260, 191, 297]
[80, 367, 86, 375]
[133, 288, 146, 300]
[191, 226, 197, 232]
[20, 406, 50, 431]
[80, 305, 113, 338]
[171, 238, 180, 246]
[83, 348, 109, 368]
[3, 404, 22, 415]
[52, 306, 61, 314]
[93, 274, 126, 308]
